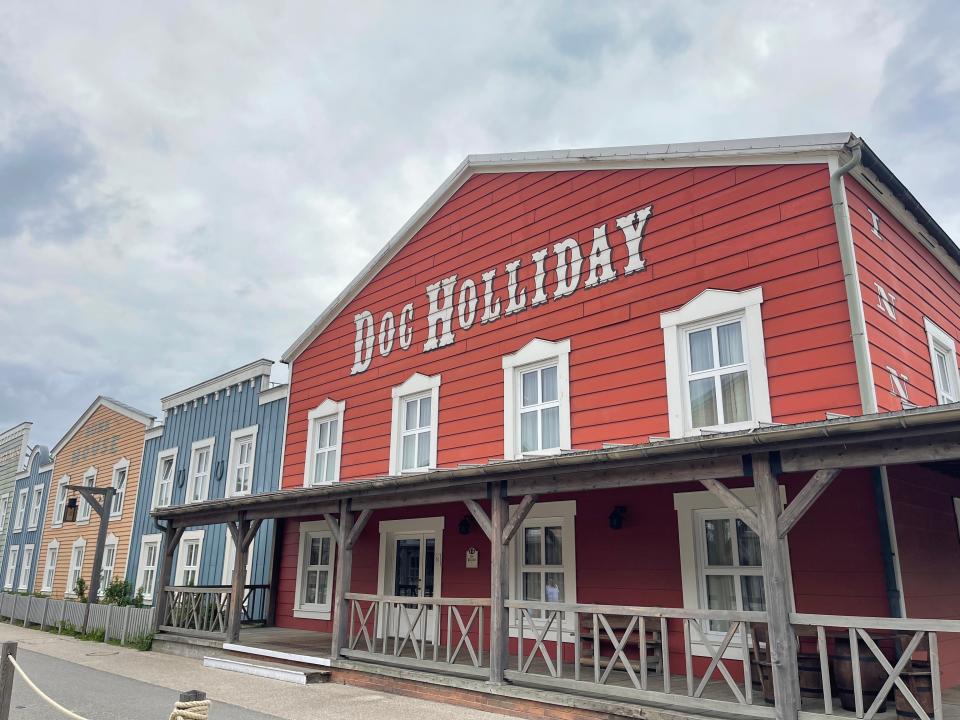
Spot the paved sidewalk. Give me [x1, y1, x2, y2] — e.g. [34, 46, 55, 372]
[0, 624, 509, 720]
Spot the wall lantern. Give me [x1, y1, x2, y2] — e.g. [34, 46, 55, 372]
[608, 506, 626, 530]
[458, 516, 472, 535]
[63, 497, 78, 524]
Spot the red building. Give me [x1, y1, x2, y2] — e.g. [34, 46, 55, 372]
[156, 133, 960, 720]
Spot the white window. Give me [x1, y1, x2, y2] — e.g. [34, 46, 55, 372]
[18, 545, 34, 591]
[153, 449, 178, 509]
[77, 468, 96, 522]
[226, 426, 257, 497]
[52, 477, 69, 527]
[186, 438, 214, 503]
[67, 539, 86, 597]
[136, 534, 162, 601]
[28, 485, 43, 530]
[4, 546, 19, 590]
[508, 500, 577, 635]
[294, 521, 335, 619]
[924, 319, 960, 405]
[99, 535, 118, 593]
[222, 532, 254, 585]
[41, 541, 59, 593]
[389, 373, 441, 475]
[503, 339, 571, 460]
[0, 494, 9, 534]
[13, 488, 28, 532]
[175, 531, 204, 586]
[304, 399, 345, 486]
[661, 287, 771, 437]
[110, 458, 129, 519]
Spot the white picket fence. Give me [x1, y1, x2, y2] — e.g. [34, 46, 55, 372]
[0, 592, 155, 645]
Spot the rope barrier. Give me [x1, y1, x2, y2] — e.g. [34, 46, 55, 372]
[8, 655, 91, 720]
[169, 699, 211, 720]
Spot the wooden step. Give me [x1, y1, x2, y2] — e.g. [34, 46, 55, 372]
[202, 655, 331, 685]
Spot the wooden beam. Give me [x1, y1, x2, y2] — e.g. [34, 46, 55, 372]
[226, 519, 240, 544]
[241, 518, 263, 550]
[501, 494, 538, 545]
[345, 509, 372, 550]
[780, 433, 960, 472]
[777, 468, 840, 538]
[753, 454, 800, 720]
[488, 482, 509, 685]
[463, 499, 493, 541]
[324, 513, 341, 544]
[152, 525, 184, 633]
[699, 479, 759, 534]
[330, 500, 354, 658]
[226, 514, 251, 643]
[352, 484, 488, 510]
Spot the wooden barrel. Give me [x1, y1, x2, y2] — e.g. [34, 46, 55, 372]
[832, 638, 889, 712]
[797, 653, 823, 698]
[896, 664, 934, 720]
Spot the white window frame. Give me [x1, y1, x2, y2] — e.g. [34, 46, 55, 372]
[661, 287, 772, 438]
[502, 338, 572, 460]
[99, 534, 118, 595]
[52, 477, 69, 528]
[13, 488, 28, 532]
[303, 399, 346, 487]
[41, 540, 59, 594]
[27, 484, 43, 530]
[175, 530, 204, 586]
[0, 493, 9, 535]
[389, 373, 441, 475]
[507, 500, 577, 640]
[66, 538, 86, 597]
[110, 458, 129, 519]
[186, 438, 215, 504]
[4, 546, 19, 590]
[18, 544, 35, 592]
[135, 533, 162, 602]
[924, 318, 960, 405]
[153, 448, 178, 509]
[77, 467, 97, 523]
[226, 426, 258, 498]
[293, 521, 336, 620]
[221, 532, 255, 585]
[674, 486, 790, 657]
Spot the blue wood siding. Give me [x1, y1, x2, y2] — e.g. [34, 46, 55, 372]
[1, 447, 52, 593]
[125, 380, 286, 602]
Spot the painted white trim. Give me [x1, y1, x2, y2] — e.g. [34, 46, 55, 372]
[52, 476, 69, 528]
[17, 544, 35, 591]
[144, 425, 164, 441]
[12, 487, 28, 532]
[135, 533, 162, 602]
[0, 494, 8, 536]
[174, 530, 205, 585]
[186, 437, 216, 504]
[109, 457, 130, 520]
[304, 400, 346, 487]
[225, 425, 259, 498]
[201, 656, 316, 684]
[152, 448, 178, 509]
[3, 546, 19, 590]
[221, 643, 332, 666]
[51, 396, 153, 457]
[76, 467, 97, 524]
[160, 359, 274, 411]
[293, 520, 335, 620]
[65, 537, 87, 597]
[502, 338, 571, 460]
[258, 383, 289, 406]
[98, 533, 119, 595]
[661, 287, 771, 438]
[41, 539, 59, 593]
[389, 373, 441, 475]
[27, 483, 44, 530]
[377, 516, 445, 605]
[923, 318, 960, 405]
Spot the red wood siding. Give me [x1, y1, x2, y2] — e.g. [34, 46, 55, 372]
[284, 164, 860, 485]
[846, 179, 960, 411]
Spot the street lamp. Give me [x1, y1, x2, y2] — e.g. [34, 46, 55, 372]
[63, 484, 115, 633]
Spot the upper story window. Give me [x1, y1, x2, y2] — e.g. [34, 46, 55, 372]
[924, 318, 960, 405]
[13, 488, 28, 532]
[52, 477, 69, 527]
[389, 373, 441, 475]
[304, 399, 345, 486]
[28, 485, 43, 530]
[227, 426, 258, 497]
[502, 339, 571, 460]
[661, 287, 771, 437]
[110, 458, 129, 519]
[153, 449, 177, 509]
[186, 438, 214, 504]
[78, 468, 96, 522]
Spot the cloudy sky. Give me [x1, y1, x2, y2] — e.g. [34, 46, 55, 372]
[1, 1, 957, 448]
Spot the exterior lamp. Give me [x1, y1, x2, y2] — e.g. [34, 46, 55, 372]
[63, 497, 79, 523]
[458, 516, 472, 535]
[608, 506, 626, 530]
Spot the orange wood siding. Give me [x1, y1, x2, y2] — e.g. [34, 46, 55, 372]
[283, 164, 859, 486]
[38, 404, 149, 597]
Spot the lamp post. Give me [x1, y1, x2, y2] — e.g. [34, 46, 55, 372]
[63, 484, 115, 633]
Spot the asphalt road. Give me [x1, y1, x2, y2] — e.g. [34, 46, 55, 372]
[8, 648, 282, 720]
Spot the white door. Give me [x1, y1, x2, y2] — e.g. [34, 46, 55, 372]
[381, 528, 441, 644]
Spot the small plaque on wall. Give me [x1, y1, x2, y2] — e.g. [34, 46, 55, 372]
[466, 547, 479, 569]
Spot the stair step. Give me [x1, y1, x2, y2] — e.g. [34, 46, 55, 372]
[202, 655, 330, 685]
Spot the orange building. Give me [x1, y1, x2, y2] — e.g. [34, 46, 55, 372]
[38, 397, 154, 598]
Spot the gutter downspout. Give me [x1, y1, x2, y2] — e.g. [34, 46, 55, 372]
[829, 144, 906, 617]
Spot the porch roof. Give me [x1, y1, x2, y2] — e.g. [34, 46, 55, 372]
[152, 403, 960, 527]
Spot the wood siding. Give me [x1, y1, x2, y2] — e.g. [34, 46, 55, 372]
[40, 404, 149, 597]
[0, 450, 51, 592]
[0, 424, 31, 562]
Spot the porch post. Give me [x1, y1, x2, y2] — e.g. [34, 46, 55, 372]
[330, 499, 354, 659]
[753, 454, 801, 720]
[226, 513, 253, 643]
[152, 524, 184, 633]
[489, 481, 509, 684]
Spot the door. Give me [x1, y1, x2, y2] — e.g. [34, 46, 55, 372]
[381, 527, 441, 643]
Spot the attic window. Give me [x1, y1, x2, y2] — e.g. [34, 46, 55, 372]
[869, 210, 882, 239]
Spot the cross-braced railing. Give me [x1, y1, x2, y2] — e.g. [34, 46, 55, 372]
[160, 586, 231, 638]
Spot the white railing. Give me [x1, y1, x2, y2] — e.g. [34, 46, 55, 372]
[0, 591, 155, 644]
[344, 593, 491, 674]
[791, 613, 960, 720]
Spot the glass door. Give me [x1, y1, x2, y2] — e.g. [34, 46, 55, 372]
[383, 530, 439, 643]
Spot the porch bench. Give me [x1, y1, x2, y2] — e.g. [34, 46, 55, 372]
[578, 615, 663, 674]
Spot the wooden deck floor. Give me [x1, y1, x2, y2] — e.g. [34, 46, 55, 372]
[232, 627, 960, 720]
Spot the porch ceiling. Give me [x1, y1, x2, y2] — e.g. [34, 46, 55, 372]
[152, 403, 960, 528]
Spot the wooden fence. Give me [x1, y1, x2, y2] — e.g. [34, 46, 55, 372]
[0, 592, 155, 645]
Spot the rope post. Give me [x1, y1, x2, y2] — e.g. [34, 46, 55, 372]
[172, 690, 210, 720]
[0, 642, 17, 720]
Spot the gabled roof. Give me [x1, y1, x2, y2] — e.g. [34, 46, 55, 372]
[281, 132, 858, 363]
[51, 396, 155, 457]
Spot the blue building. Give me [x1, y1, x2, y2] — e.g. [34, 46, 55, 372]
[125, 359, 287, 615]
[1, 445, 52, 594]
